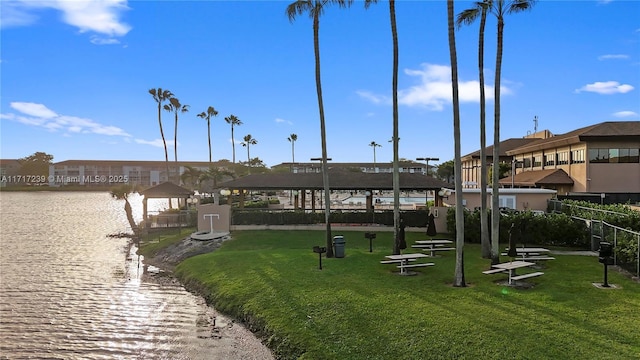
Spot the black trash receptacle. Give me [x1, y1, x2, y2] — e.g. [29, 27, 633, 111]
[333, 235, 346, 258]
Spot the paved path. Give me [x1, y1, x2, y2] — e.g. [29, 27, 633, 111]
[550, 250, 598, 256]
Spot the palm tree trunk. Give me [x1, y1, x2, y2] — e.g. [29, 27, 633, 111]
[124, 200, 138, 237]
[448, 0, 466, 287]
[231, 125, 236, 163]
[158, 104, 171, 180]
[390, 0, 401, 255]
[208, 119, 212, 164]
[158, 103, 172, 209]
[174, 113, 179, 184]
[313, 10, 333, 258]
[491, 16, 505, 265]
[479, 7, 490, 259]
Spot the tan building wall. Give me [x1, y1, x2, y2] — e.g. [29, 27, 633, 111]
[587, 163, 640, 193]
[445, 188, 557, 212]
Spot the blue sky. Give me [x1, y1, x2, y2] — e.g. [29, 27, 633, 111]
[1, 0, 639, 168]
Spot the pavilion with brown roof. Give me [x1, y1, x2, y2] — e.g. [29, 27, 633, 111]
[139, 181, 193, 219]
[219, 168, 452, 210]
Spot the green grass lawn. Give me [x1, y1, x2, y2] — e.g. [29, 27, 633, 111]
[171, 230, 640, 360]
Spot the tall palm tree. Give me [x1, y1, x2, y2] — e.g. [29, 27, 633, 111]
[456, 1, 491, 259]
[287, 133, 298, 167]
[164, 97, 189, 183]
[224, 114, 243, 163]
[287, 0, 352, 258]
[197, 106, 219, 164]
[485, 0, 537, 264]
[148, 88, 173, 183]
[241, 134, 258, 173]
[368, 141, 381, 169]
[448, 0, 466, 287]
[364, 0, 400, 254]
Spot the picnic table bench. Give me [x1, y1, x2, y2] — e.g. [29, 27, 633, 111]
[483, 261, 544, 285]
[383, 253, 433, 275]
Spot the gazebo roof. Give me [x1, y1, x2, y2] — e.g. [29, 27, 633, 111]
[140, 181, 193, 198]
[219, 169, 452, 191]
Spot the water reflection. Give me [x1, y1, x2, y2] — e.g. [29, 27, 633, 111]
[0, 192, 272, 359]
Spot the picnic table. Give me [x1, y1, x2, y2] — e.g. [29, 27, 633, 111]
[412, 240, 454, 257]
[503, 247, 555, 261]
[382, 253, 434, 275]
[483, 260, 544, 285]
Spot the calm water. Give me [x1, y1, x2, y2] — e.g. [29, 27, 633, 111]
[0, 192, 272, 359]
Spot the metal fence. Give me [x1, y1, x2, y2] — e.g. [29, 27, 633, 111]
[594, 220, 640, 278]
[549, 199, 639, 278]
[147, 210, 197, 229]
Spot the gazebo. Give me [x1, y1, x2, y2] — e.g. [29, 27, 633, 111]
[218, 168, 452, 210]
[139, 182, 194, 220]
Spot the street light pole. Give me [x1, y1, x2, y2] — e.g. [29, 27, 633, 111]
[416, 157, 440, 177]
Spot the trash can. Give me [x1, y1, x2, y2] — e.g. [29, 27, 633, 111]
[333, 235, 346, 258]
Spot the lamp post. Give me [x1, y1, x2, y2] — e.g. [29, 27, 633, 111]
[186, 195, 199, 209]
[311, 157, 333, 258]
[416, 157, 440, 177]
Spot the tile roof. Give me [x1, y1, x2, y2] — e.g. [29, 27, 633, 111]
[219, 168, 451, 191]
[499, 169, 574, 187]
[507, 121, 640, 154]
[461, 138, 538, 160]
[139, 181, 193, 197]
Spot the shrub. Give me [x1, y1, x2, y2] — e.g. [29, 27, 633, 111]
[446, 207, 590, 248]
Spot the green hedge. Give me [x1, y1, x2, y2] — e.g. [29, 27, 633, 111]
[446, 208, 590, 248]
[231, 209, 429, 226]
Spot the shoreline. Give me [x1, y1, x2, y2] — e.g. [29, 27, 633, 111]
[137, 235, 277, 360]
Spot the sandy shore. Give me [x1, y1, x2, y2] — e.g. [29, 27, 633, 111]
[138, 236, 276, 360]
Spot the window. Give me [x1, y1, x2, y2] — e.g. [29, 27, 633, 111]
[523, 158, 531, 168]
[533, 156, 542, 167]
[571, 149, 585, 164]
[544, 154, 555, 166]
[557, 152, 569, 165]
[499, 196, 516, 209]
[589, 149, 609, 163]
[609, 149, 620, 163]
[619, 148, 640, 163]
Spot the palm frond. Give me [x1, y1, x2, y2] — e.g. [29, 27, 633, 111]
[456, 8, 481, 28]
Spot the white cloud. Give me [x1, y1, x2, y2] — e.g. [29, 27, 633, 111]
[3, 101, 131, 137]
[358, 63, 512, 111]
[356, 90, 387, 104]
[598, 54, 629, 61]
[90, 36, 120, 45]
[612, 111, 639, 118]
[1, 0, 130, 42]
[575, 81, 634, 94]
[10, 102, 57, 118]
[134, 139, 172, 148]
[275, 118, 293, 125]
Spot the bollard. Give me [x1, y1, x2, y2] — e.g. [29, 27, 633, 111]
[313, 246, 327, 270]
[364, 232, 377, 253]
